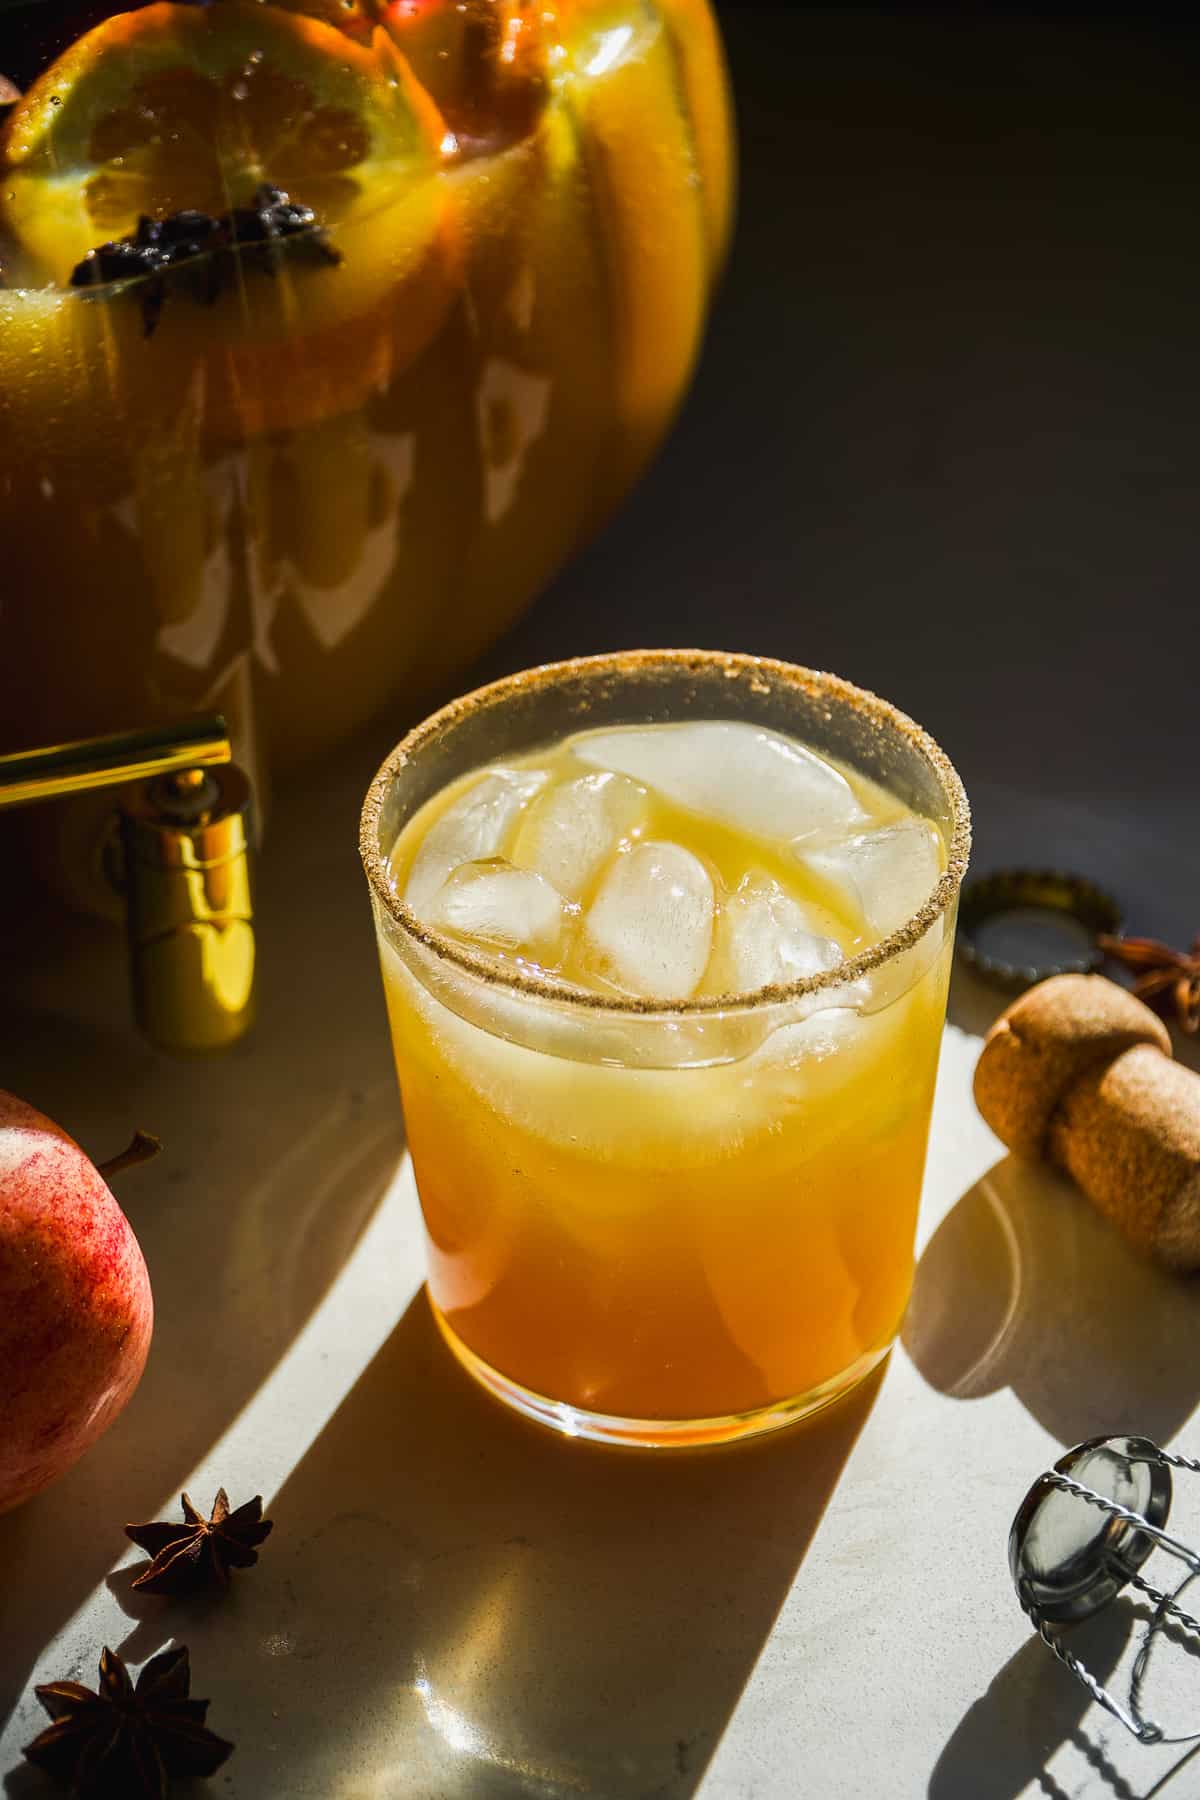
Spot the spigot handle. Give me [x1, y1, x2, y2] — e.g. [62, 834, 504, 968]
[0, 716, 230, 810]
[0, 714, 255, 1054]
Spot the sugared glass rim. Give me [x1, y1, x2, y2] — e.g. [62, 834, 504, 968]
[360, 649, 971, 1019]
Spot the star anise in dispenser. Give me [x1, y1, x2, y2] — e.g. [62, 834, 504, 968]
[24, 1644, 233, 1799]
[1099, 931, 1200, 1034]
[126, 1489, 273, 1596]
[69, 187, 340, 335]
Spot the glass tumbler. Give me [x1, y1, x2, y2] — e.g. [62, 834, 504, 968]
[360, 650, 970, 1447]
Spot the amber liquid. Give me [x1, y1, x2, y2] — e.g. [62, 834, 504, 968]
[382, 737, 951, 1437]
[0, 0, 731, 793]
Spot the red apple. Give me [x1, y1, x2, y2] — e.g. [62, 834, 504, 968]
[0, 1091, 153, 1515]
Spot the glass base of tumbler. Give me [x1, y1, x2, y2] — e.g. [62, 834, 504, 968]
[432, 1302, 892, 1449]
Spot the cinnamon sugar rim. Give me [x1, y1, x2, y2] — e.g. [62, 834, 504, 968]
[360, 649, 972, 1018]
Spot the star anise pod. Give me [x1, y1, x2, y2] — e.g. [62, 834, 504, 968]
[1099, 932, 1200, 1035]
[24, 1644, 233, 1799]
[125, 1490, 273, 1596]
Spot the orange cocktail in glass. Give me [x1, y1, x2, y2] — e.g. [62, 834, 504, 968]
[362, 652, 970, 1447]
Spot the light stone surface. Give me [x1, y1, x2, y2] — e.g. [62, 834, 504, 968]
[2, 730, 1199, 1800]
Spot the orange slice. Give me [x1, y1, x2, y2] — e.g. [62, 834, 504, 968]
[0, 3, 461, 439]
[266, 0, 379, 43]
[654, 0, 736, 272]
[1, 1, 443, 284]
[380, 0, 552, 151]
[560, 1, 708, 463]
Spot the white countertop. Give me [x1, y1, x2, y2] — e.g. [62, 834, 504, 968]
[3, 728, 1200, 1800]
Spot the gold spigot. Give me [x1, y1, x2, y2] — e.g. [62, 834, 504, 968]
[0, 717, 256, 1055]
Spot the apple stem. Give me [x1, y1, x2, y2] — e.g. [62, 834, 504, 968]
[98, 1130, 163, 1181]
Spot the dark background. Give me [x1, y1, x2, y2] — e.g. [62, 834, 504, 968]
[479, 2, 1200, 941]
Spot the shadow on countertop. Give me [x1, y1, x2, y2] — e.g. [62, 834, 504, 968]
[904, 1152, 1200, 1450]
[915, 1142, 1200, 1800]
[930, 1603, 1200, 1800]
[0, 727, 404, 1740]
[89, 1294, 882, 1800]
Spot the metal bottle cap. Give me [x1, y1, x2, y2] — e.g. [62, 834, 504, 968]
[118, 762, 256, 1054]
[958, 869, 1123, 990]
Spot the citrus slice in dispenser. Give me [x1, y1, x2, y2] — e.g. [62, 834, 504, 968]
[557, 0, 709, 501]
[654, 0, 736, 271]
[262, 0, 379, 45]
[2, 2, 437, 278]
[0, 3, 456, 437]
[380, 0, 553, 153]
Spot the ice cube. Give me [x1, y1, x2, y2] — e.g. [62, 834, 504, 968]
[584, 841, 715, 1001]
[570, 721, 865, 844]
[426, 858, 565, 962]
[753, 1008, 866, 1073]
[510, 771, 648, 900]
[713, 875, 843, 993]
[800, 820, 942, 938]
[405, 768, 548, 917]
